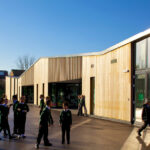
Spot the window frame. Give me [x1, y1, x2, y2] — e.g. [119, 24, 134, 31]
[135, 36, 150, 70]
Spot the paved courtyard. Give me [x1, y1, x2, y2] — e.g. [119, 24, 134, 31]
[0, 105, 150, 150]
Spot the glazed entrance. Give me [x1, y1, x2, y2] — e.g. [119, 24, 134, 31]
[48, 80, 81, 108]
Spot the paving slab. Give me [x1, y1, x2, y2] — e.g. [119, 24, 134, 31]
[0, 105, 149, 150]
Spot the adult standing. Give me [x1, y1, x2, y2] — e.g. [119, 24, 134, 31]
[81, 95, 87, 116]
[77, 95, 82, 116]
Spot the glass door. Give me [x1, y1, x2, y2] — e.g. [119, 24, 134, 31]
[90, 77, 95, 115]
[135, 74, 146, 122]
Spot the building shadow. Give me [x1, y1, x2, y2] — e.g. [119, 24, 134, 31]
[136, 136, 150, 150]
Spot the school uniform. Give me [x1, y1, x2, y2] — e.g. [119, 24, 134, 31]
[3, 104, 11, 138]
[37, 106, 53, 146]
[77, 98, 82, 116]
[138, 103, 150, 135]
[0, 104, 5, 133]
[17, 102, 29, 137]
[40, 99, 45, 115]
[13, 100, 19, 134]
[60, 109, 72, 144]
[80, 97, 87, 116]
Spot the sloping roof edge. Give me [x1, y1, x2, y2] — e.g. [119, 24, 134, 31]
[19, 28, 150, 79]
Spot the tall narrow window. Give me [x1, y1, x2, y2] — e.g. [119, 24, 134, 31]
[136, 39, 146, 69]
[37, 84, 38, 105]
[43, 83, 45, 96]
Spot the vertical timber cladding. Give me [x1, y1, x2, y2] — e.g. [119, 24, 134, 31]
[21, 65, 34, 103]
[18, 77, 22, 99]
[21, 65, 34, 86]
[48, 56, 82, 82]
[82, 43, 132, 122]
[34, 58, 49, 105]
[5, 76, 11, 100]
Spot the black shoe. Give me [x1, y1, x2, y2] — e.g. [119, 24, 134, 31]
[44, 143, 52, 146]
[35, 144, 39, 149]
[67, 142, 70, 144]
[12, 133, 17, 137]
[62, 141, 65, 144]
[3, 134, 7, 138]
[138, 130, 141, 136]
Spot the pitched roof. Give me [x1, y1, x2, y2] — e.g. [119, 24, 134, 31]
[10, 69, 25, 77]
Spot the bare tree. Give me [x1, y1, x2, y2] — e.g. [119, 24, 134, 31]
[16, 55, 35, 70]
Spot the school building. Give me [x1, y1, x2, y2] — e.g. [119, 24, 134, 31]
[5, 28, 150, 124]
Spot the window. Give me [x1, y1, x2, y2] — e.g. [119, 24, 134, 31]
[0, 72, 4, 76]
[135, 74, 145, 108]
[136, 39, 146, 69]
[43, 83, 45, 96]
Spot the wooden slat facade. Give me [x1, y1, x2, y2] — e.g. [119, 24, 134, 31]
[21, 65, 34, 86]
[5, 44, 132, 122]
[48, 56, 82, 82]
[82, 43, 131, 122]
[5, 76, 11, 100]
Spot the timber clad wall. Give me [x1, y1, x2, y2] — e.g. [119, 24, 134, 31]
[5, 57, 82, 103]
[21, 66, 34, 86]
[82, 43, 131, 122]
[5, 77, 18, 100]
[5, 29, 150, 123]
[5, 77, 10, 100]
[34, 58, 49, 105]
[5, 45, 131, 122]
[48, 56, 82, 82]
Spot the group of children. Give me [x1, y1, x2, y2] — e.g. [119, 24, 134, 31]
[0, 96, 12, 139]
[0, 93, 72, 149]
[35, 94, 72, 149]
[12, 95, 29, 138]
[0, 94, 29, 140]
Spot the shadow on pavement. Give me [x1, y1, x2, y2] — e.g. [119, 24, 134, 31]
[136, 136, 150, 150]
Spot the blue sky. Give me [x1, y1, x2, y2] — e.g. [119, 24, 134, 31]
[0, 0, 150, 71]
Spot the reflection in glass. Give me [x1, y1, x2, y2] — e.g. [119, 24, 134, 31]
[49, 83, 81, 108]
[135, 74, 145, 108]
[136, 39, 146, 69]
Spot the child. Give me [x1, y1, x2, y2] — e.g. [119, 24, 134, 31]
[0, 98, 5, 140]
[17, 96, 29, 138]
[3, 98, 13, 139]
[60, 101, 72, 144]
[35, 99, 53, 149]
[40, 95, 45, 115]
[46, 96, 51, 102]
[12, 95, 19, 135]
[138, 99, 150, 136]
